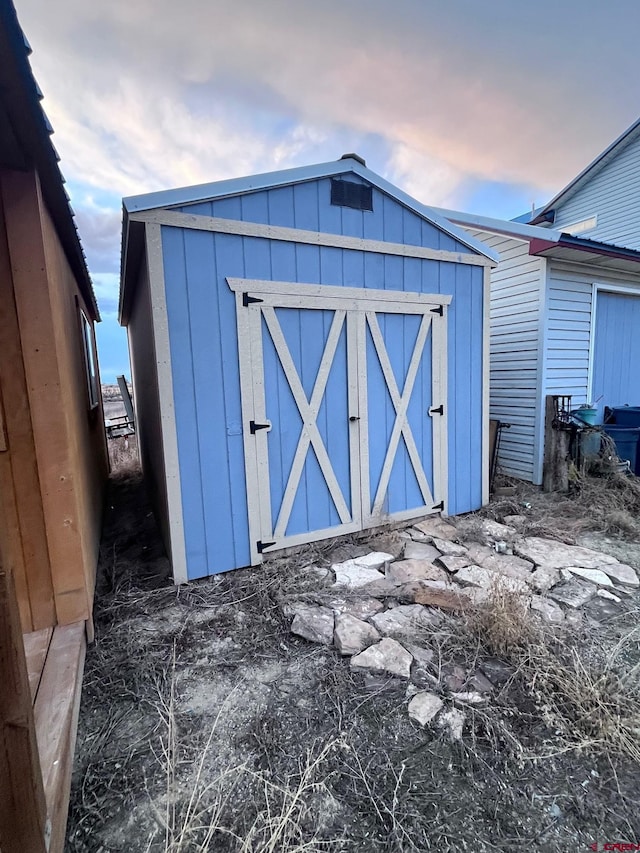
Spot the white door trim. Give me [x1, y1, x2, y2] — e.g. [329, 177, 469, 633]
[232, 278, 448, 563]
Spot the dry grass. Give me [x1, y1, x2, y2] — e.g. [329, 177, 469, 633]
[466, 584, 640, 764]
[108, 434, 140, 475]
[465, 580, 537, 658]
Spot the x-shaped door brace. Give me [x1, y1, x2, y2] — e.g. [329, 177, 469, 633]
[261, 307, 352, 538]
[366, 311, 434, 516]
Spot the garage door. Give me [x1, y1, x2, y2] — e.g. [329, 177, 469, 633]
[229, 279, 450, 565]
[592, 290, 640, 412]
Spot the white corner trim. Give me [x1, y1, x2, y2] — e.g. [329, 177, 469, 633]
[145, 223, 189, 584]
[533, 257, 549, 486]
[130, 209, 494, 268]
[482, 266, 490, 505]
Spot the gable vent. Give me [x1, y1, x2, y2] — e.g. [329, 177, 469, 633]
[331, 179, 373, 211]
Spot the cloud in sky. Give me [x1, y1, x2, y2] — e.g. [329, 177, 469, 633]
[13, 0, 640, 380]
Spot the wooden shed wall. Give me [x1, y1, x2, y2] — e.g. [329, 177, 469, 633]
[156, 180, 485, 579]
[0, 168, 107, 631]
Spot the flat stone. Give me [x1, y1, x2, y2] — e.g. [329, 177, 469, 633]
[403, 541, 442, 561]
[326, 596, 384, 620]
[454, 565, 530, 597]
[412, 517, 458, 540]
[565, 567, 613, 587]
[451, 691, 486, 705]
[597, 589, 621, 603]
[601, 562, 639, 588]
[432, 538, 468, 556]
[530, 595, 565, 624]
[332, 552, 395, 587]
[334, 614, 380, 656]
[530, 566, 562, 593]
[404, 580, 473, 612]
[404, 643, 435, 666]
[436, 554, 472, 573]
[479, 658, 515, 687]
[438, 708, 465, 741]
[350, 638, 413, 679]
[504, 515, 527, 527]
[386, 559, 448, 584]
[464, 543, 534, 582]
[457, 518, 518, 545]
[563, 609, 584, 629]
[441, 663, 467, 691]
[290, 605, 334, 645]
[516, 538, 638, 589]
[548, 578, 597, 608]
[408, 691, 443, 726]
[360, 578, 406, 599]
[370, 604, 438, 640]
[466, 670, 494, 694]
[576, 532, 640, 572]
[355, 551, 396, 569]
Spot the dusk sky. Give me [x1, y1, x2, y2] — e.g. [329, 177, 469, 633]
[14, 0, 640, 383]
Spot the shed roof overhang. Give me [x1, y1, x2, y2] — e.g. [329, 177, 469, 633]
[119, 158, 499, 325]
[0, 0, 99, 320]
[529, 235, 640, 274]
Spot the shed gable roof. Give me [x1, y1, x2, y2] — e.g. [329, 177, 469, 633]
[122, 157, 498, 264]
[531, 117, 640, 227]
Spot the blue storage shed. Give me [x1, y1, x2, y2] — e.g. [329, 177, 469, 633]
[119, 157, 497, 582]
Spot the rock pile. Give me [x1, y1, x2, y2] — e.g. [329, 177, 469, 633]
[283, 515, 639, 736]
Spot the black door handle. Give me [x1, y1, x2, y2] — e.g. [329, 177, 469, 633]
[349, 416, 360, 422]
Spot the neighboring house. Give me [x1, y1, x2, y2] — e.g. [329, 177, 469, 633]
[0, 1, 108, 850]
[528, 117, 640, 250]
[120, 157, 497, 583]
[431, 207, 640, 485]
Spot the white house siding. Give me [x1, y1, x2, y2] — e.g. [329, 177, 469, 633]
[466, 229, 544, 483]
[551, 133, 640, 250]
[544, 261, 640, 407]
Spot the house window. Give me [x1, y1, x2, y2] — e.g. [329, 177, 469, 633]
[80, 309, 99, 408]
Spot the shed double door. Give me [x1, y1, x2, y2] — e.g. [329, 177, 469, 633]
[231, 280, 449, 565]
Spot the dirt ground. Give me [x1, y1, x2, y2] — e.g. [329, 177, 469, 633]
[66, 450, 640, 852]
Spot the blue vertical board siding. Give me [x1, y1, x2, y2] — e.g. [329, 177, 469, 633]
[160, 170, 485, 578]
[592, 291, 640, 411]
[161, 227, 208, 576]
[178, 175, 476, 254]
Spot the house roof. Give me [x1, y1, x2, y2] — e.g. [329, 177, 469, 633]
[0, 0, 99, 320]
[432, 206, 640, 275]
[122, 157, 499, 263]
[529, 117, 640, 227]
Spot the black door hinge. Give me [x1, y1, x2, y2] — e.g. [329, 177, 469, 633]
[432, 501, 444, 511]
[431, 305, 444, 316]
[243, 293, 263, 307]
[429, 404, 444, 416]
[250, 421, 270, 434]
[257, 540, 276, 553]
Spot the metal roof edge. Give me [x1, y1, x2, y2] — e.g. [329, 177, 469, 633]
[122, 157, 498, 264]
[531, 117, 640, 225]
[0, 0, 99, 320]
[431, 207, 564, 243]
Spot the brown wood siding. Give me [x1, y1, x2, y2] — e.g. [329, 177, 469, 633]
[0, 174, 55, 631]
[0, 167, 107, 630]
[39, 188, 108, 626]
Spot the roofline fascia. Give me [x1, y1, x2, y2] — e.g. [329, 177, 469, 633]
[531, 117, 640, 225]
[432, 206, 564, 243]
[122, 158, 498, 264]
